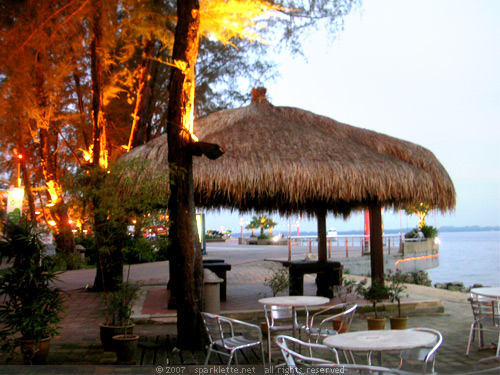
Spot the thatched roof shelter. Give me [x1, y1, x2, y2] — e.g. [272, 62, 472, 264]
[119, 87, 455, 286]
[120, 87, 456, 217]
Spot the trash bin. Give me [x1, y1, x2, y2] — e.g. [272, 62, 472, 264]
[203, 269, 223, 314]
[75, 244, 86, 260]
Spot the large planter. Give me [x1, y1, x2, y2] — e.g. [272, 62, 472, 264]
[112, 334, 139, 364]
[390, 316, 409, 330]
[100, 323, 135, 351]
[19, 337, 51, 364]
[367, 317, 386, 330]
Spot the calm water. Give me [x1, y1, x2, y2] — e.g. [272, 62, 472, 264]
[427, 231, 500, 288]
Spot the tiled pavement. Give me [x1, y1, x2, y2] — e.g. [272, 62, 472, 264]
[0, 260, 499, 374]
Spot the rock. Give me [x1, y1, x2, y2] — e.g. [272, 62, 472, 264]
[409, 271, 432, 286]
[304, 253, 317, 261]
[434, 283, 448, 290]
[447, 282, 466, 292]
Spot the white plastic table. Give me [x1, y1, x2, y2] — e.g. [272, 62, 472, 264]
[323, 329, 437, 365]
[470, 287, 500, 300]
[258, 296, 329, 338]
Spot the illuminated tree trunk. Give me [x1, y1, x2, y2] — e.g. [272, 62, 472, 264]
[35, 52, 75, 266]
[167, 0, 205, 350]
[127, 38, 155, 150]
[90, 0, 122, 292]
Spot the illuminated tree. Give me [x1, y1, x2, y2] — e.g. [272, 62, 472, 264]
[405, 202, 432, 228]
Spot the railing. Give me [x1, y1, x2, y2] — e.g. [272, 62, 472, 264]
[289, 234, 403, 257]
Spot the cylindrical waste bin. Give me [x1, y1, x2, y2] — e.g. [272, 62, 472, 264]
[75, 244, 86, 260]
[203, 269, 223, 314]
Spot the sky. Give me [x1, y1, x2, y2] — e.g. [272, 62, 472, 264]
[204, 0, 500, 234]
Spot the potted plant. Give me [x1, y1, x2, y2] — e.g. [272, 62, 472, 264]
[332, 276, 358, 332]
[264, 266, 290, 297]
[356, 278, 387, 330]
[0, 219, 65, 364]
[261, 266, 290, 334]
[100, 275, 140, 354]
[110, 280, 140, 364]
[386, 269, 409, 329]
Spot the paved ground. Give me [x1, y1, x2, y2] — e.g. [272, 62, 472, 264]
[0, 241, 499, 374]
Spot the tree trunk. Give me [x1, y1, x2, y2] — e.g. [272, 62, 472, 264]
[90, 0, 122, 292]
[167, 0, 205, 350]
[35, 51, 75, 265]
[127, 38, 155, 150]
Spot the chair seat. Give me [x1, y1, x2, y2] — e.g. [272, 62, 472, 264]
[202, 312, 265, 367]
[215, 335, 262, 351]
[307, 327, 338, 337]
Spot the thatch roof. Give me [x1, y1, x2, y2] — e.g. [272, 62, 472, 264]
[118, 88, 456, 216]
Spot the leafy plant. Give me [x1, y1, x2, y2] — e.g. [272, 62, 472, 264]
[264, 267, 290, 296]
[0, 219, 65, 358]
[405, 224, 438, 239]
[356, 278, 387, 318]
[333, 276, 358, 303]
[385, 269, 409, 317]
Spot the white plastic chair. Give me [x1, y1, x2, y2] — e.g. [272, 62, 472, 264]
[397, 328, 443, 374]
[201, 312, 265, 366]
[263, 304, 309, 363]
[304, 302, 358, 343]
[466, 297, 500, 357]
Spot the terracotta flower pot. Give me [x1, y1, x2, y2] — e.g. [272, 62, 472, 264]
[19, 337, 51, 364]
[332, 318, 350, 333]
[112, 334, 139, 364]
[390, 316, 409, 330]
[100, 323, 135, 351]
[367, 317, 386, 330]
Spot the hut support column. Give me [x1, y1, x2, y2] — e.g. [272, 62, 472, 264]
[317, 208, 327, 262]
[369, 203, 385, 284]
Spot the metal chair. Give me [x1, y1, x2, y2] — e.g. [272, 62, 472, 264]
[275, 335, 340, 367]
[276, 336, 408, 374]
[263, 304, 309, 363]
[304, 302, 358, 343]
[466, 297, 500, 356]
[201, 312, 265, 366]
[471, 299, 500, 367]
[397, 328, 443, 375]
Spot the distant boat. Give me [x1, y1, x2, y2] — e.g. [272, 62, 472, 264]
[327, 228, 338, 237]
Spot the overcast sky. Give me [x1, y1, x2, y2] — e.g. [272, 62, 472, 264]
[205, 0, 500, 234]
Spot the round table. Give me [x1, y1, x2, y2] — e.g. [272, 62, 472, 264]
[323, 329, 437, 365]
[258, 296, 329, 338]
[470, 287, 500, 300]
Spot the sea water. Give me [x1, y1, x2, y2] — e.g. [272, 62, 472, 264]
[427, 231, 500, 288]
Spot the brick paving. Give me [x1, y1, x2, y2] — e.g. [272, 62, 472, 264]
[0, 257, 499, 374]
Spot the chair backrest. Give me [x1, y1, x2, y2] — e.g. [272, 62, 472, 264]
[312, 302, 357, 335]
[264, 305, 297, 327]
[469, 297, 496, 322]
[201, 312, 225, 344]
[275, 335, 339, 367]
[493, 300, 500, 327]
[400, 328, 443, 374]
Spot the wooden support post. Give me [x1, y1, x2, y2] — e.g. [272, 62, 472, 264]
[317, 208, 327, 262]
[369, 203, 384, 284]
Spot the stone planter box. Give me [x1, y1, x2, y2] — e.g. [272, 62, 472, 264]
[402, 238, 439, 254]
